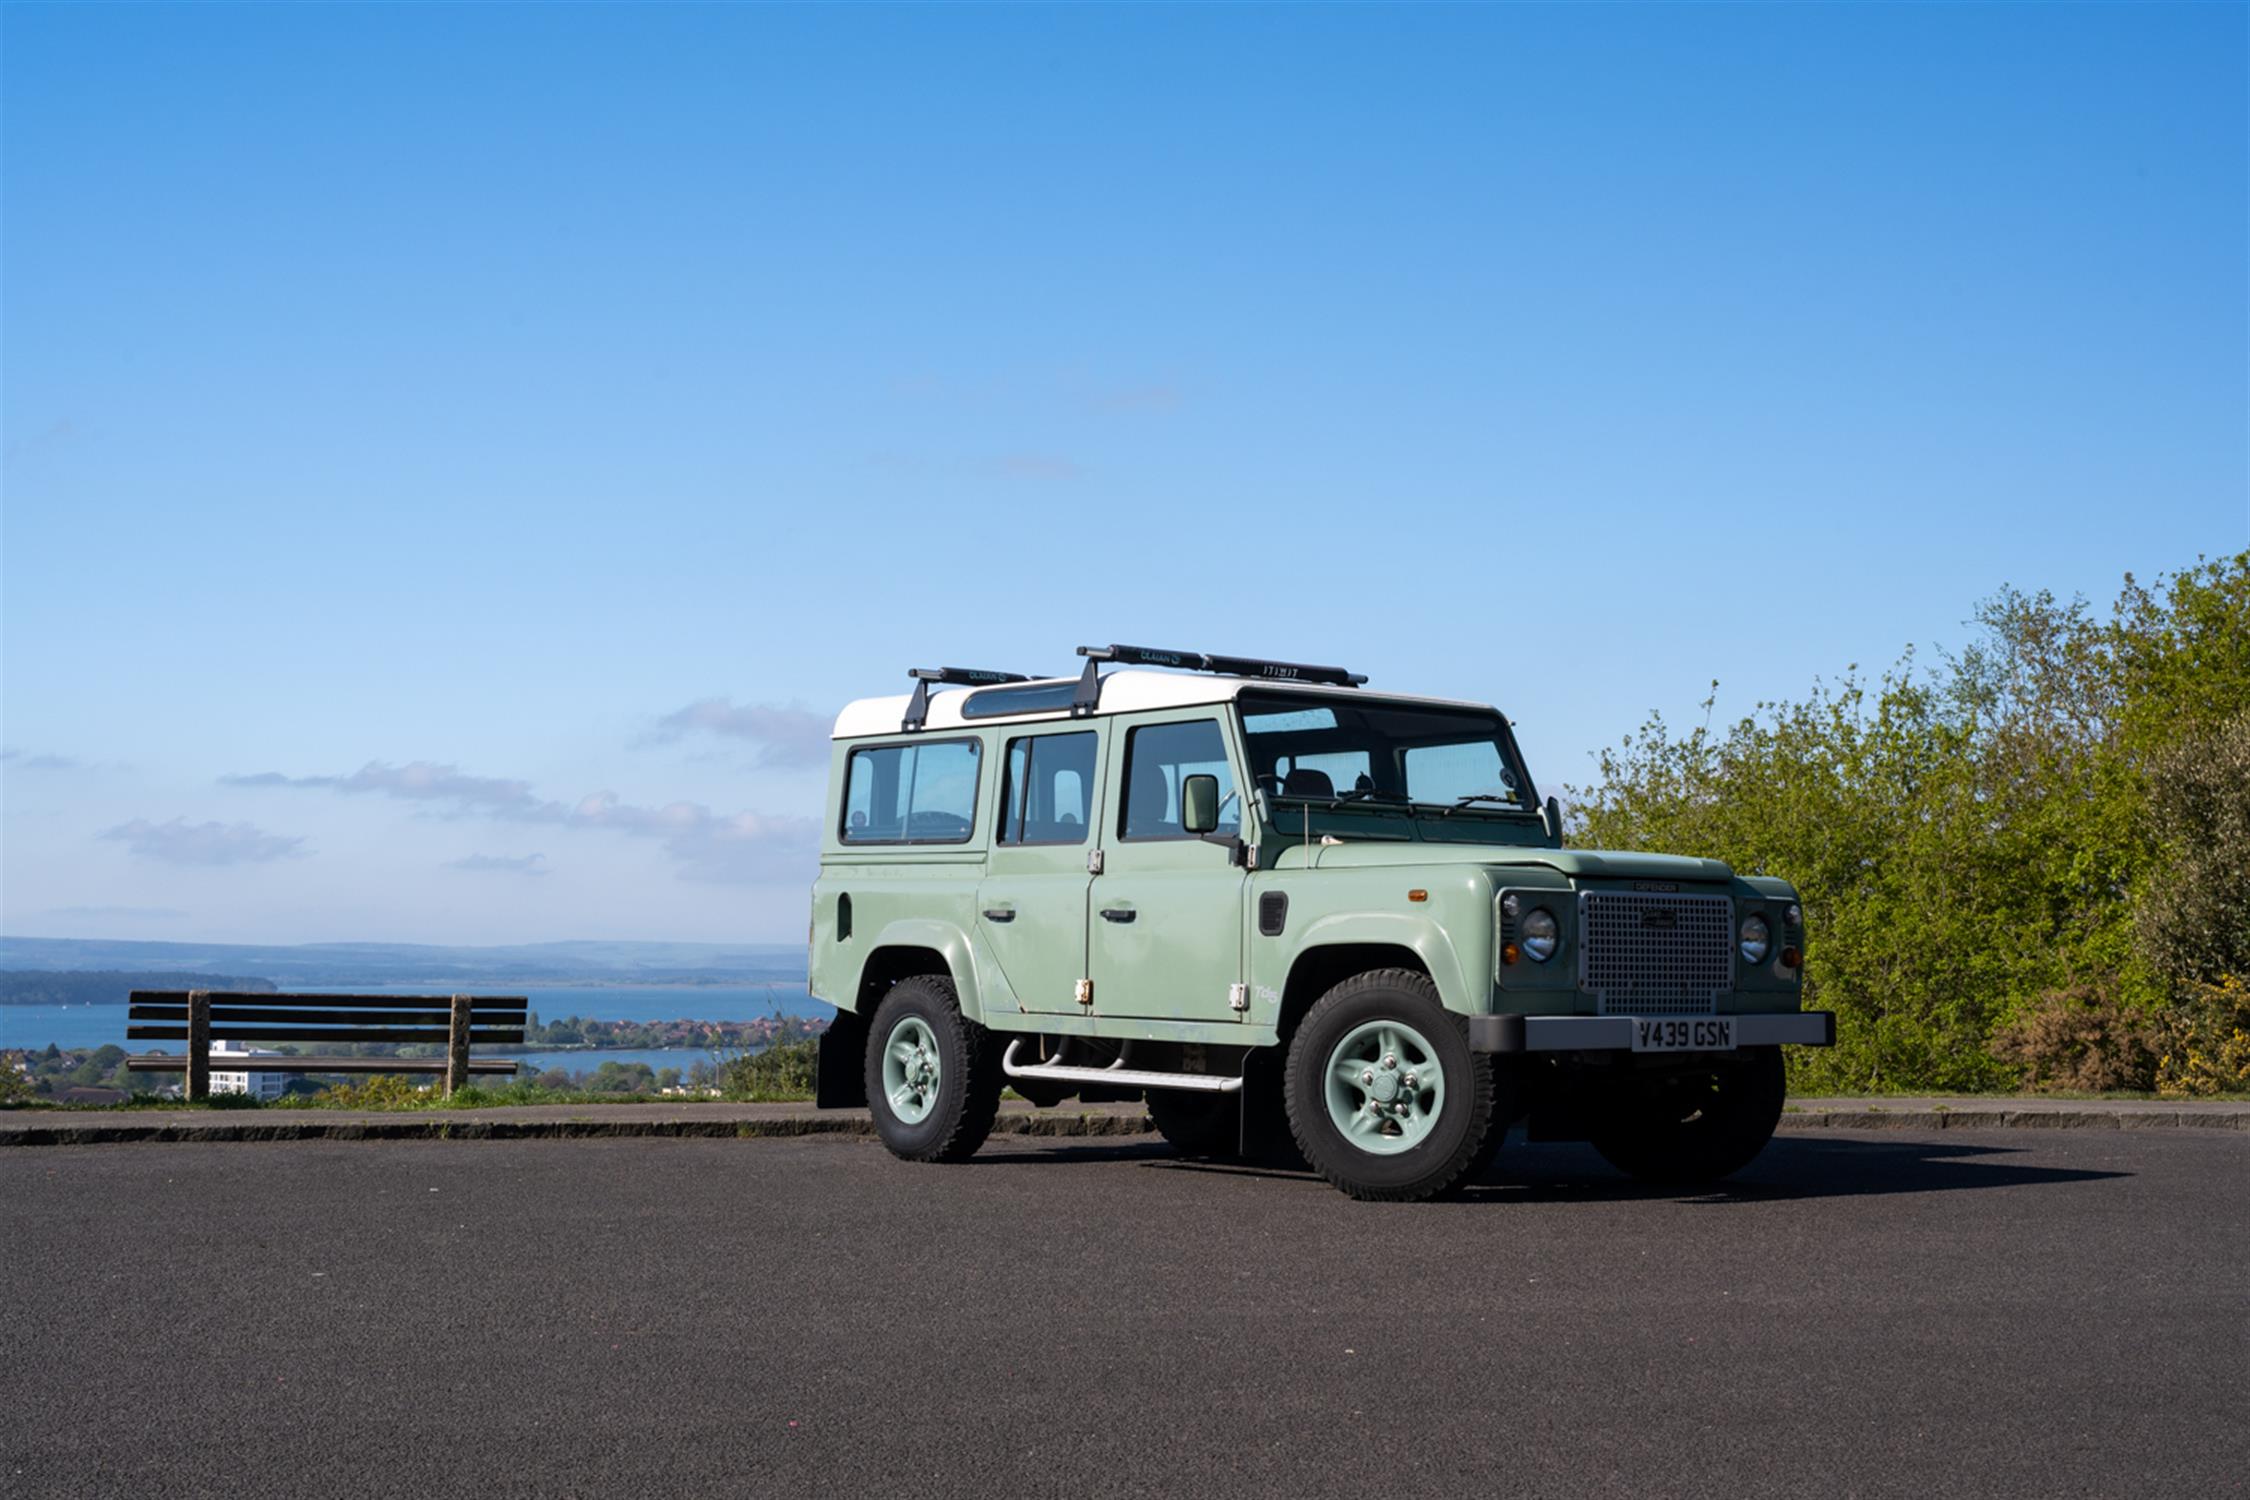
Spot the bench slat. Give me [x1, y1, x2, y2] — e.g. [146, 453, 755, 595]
[125, 1054, 521, 1074]
[126, 1025, 527, 1044]
[129, 1006, 525, 1027]
[127, 990, 529, 1011]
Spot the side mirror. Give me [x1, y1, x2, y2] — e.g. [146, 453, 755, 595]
[1540, 794, 1563, 844]
[1181, 774, 1221, 836]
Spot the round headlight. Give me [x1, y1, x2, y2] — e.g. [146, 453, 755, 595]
[1740, 912, 1772, 964]
[1520, 907, 1559, 963]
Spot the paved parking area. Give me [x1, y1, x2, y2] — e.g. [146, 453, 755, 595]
[3, 1128, 2243, 1498]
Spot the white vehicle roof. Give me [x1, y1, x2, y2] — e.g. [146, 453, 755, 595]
[831, 670, 1496, 740]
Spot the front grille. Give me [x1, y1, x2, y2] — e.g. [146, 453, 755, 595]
[1578, 891, 1733, 1016]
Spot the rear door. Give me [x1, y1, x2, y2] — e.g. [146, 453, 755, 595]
[975, 728, 1102, 1015]
[1087, 711, 1248, 1022]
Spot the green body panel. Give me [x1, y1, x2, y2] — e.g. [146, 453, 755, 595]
[1087, 706, 1250, 1022]
[976, 848, 1092, 1015]
[807, 688, 1807, 1044]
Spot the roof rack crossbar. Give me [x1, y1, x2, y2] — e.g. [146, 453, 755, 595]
[1074, 643, 1368, 700]
[903, 666, 1031, 732]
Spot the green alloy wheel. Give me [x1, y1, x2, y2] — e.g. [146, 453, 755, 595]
[1323, 1019, 1447, 1155]
[1284, 968, 1499, 1202]
[863, 975, 1002, 1163]
[881, 1014, 942, 1123]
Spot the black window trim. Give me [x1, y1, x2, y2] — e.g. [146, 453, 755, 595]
[996, 728, 1099, 848]
[837, 736, 985, 847]
[1117, 715, 1242, 844]
[1233, 690, 1541, 815]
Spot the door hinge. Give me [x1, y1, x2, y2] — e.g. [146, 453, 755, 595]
[1087, 849, 1104, 875]
[1227, 982, 1249, 1013]
[1074, 978, 1094, 1007]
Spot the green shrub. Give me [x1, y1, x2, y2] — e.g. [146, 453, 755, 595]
[2157, 976, 2250, 1098]
[718, 1039, 816, 1100]
[1568, 553, 2250, 1094]
[0, 1061, 37, 1107]
[2136, 711, 2250, 990]
[1989, 984, 2161, 1093]
[276, 1073, 432, 1110]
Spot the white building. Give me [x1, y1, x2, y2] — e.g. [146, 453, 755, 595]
[210, 1040, 288, 1101]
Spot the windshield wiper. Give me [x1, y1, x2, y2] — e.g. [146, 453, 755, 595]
[1453, 793, 1516, 806]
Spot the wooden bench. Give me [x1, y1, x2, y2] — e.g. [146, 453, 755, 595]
[124, 991, 529, 1100]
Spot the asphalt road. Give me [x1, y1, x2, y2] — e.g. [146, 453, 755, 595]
[3, 1129, 2244, 1499]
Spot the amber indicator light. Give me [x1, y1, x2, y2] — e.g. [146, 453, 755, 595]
[1407, 889, 1429, 903]
[1501, 942, 1520, 965]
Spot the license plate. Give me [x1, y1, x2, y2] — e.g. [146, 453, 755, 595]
[1631, 1017, 1737, 1052]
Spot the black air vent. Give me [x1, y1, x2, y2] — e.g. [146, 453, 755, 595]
[1258, 892, 1288, 937]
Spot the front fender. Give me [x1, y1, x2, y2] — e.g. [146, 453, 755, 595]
[1290, 911, 1483, 1016]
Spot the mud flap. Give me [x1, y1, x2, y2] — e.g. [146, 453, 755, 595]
[815, 1009, 869, 1109]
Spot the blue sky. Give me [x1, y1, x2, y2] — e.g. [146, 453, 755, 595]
[3, 3, 2243, 945]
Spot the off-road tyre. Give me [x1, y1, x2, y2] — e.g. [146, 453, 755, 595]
[863, 975, 1002, 1163]
[1587, 1046, 1786, 1187]
[1284, 968, 1497, 1202]
[1146, 1088, 1241, 1157]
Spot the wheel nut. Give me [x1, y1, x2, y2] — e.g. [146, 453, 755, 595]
[1404, 1073, 1417, 1089]
[1383, 1054, 1396, 1069]
[1362, 1070, 1375, 1085]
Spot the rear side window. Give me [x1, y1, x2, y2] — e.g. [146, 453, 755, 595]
[840, 739, 983, 844]
[1122, 719, 1239, 840]
[999, 731, 1097, 845]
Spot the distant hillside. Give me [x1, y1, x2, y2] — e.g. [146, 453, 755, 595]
[1, 970, 280, 1006]
[0, 937, 808, 987]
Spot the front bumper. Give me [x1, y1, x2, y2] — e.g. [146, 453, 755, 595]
[1469, 1011, 1835, 1053]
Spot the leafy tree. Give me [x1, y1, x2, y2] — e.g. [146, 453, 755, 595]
[1569, 553, 2250, 1094]
[2135, 709, 2250, 989]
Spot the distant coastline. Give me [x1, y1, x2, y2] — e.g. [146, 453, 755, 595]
[0, 936, 810, 994]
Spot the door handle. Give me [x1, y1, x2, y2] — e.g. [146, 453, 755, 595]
[1099, 907, 1137, 923]
[982, 908, 1016, 923]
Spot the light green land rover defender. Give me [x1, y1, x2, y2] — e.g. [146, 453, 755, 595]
[809, 645, 1831, 1201]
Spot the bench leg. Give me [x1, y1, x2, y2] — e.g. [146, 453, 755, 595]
[446, 993, 470, 1095]
[185, 990, 210, 1102]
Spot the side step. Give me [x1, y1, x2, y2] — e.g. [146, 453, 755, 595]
[1001, 1039, 1242, 1095]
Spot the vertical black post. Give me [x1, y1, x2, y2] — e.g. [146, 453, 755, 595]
[185, 990, 211, 1102]
[446, 994, 471, 1096]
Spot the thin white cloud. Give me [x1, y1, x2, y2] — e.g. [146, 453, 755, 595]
[223, 762, 553, 818]
[227, 761, 817, 885]
[1090, 382, 1182, 414]
[646, 700, 831, 767]
[46, 904, 189, 920]
[990, 452, 1083, 481]
[2, 749, 85, 770]
[447, 852, 551, 877]
[100, 818, 306, 866]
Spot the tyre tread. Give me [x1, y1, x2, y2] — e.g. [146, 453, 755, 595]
[1284, 968, 1496, 1202]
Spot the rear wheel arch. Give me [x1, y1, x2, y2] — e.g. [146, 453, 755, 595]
[854, 932, 984, 1022]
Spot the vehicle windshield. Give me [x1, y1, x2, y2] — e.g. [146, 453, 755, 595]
[1235, 693, 1532, 816]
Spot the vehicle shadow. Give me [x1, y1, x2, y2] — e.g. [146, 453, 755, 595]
[979, 1133, 2133, 1204]
[1454, 1135, 2132, 1205]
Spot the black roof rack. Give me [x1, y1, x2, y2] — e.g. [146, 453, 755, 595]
[903, 666, 1030, 732]
[1070, 643, 1367, 716]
